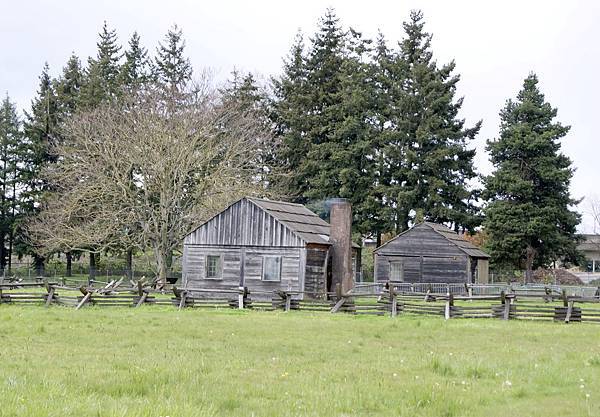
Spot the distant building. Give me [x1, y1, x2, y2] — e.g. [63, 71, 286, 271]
[373, 222, 490, 284]
[578, 234, 600, 273]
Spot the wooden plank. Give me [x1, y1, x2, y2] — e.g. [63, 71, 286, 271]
[135, 292, 148, 308]
[45, 286, 55, 307]
[565, 300, 574, 323]
[76, 291, 92, 310]
[331, 297, 346, 313]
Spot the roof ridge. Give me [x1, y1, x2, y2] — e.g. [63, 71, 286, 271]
[247, 197, 306, 207]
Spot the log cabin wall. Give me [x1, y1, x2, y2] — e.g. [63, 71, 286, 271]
[183, 198, 325, 299]
[304, 246, 329, 297]
[374, 223, 471, 283]
[183, 245, 303, 295]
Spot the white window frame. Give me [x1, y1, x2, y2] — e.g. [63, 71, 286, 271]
[262, 256, 282, 282]
[389, 261, 404, 282]
[205, 254, 223, 280]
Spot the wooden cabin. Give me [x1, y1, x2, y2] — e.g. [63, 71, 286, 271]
[374, 222, 490, 284]
[182, 197, 361, 299]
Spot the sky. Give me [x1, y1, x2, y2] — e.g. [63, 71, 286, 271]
[1, 0, 599, 232]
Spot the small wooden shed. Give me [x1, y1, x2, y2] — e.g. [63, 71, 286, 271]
[374, 222, 490, 284]
[182, 197, 360, 298]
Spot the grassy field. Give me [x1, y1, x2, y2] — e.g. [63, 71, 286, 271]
[0, 306, 599, 417]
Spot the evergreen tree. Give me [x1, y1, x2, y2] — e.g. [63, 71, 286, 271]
[154, 25, 192, 90]
[55, 54, 83, 117]
[271, 31, 310, 199]
[120, 31, 151, 89]
[483, 74, 581, 282]
[22, 64, 60, 274]
[0, 94, 22, 273]
[381, 10, 481, 232]
[272, 10, 377, 236]
[369, 32, 410, 242]
[221, 70, 274, 188]
[79, 21, 122, 108]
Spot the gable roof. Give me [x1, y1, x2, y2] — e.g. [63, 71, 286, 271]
[248, 197, 360, 248]
[247, 197, 331, 245]
[186, 197, 360, 248]
[374, 221, 490, 258]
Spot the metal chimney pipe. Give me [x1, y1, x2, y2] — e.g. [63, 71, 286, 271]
[329, 198, 353, 294]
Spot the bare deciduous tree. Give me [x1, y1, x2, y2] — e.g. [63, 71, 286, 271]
[29, 80, 272, 283]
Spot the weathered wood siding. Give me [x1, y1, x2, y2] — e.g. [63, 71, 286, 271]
[184, 198, 304, 248]
[374, 224, 469, 283]
[184, 245, 302, 297]
[304, 247, 328, 297]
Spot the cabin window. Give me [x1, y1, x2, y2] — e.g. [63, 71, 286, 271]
[205, 255, 222, 279]
[390, 261, 404, 281]
[262, 256, 282, 281]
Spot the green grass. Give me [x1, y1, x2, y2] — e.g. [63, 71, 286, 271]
[0, 306, 599, 417]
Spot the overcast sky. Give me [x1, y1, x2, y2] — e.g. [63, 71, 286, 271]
[2, 0, 599, 231]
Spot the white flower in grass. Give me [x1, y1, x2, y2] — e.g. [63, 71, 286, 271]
[579, 378, 585, 382]
[503, 380, 512, 388]
[580, 384, 585, 389]
[393, 373, 397, 377]
[586, 393, 591, 399]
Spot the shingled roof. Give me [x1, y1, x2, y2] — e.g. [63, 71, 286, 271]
[422, 222, 489, 258]
[248, 197, 360, 247]
[375, 221, 489, 258]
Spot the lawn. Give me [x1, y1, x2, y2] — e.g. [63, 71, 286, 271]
[0, 306, 599, 417]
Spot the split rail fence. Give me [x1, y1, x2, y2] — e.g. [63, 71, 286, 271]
[1, 279, 599, 324]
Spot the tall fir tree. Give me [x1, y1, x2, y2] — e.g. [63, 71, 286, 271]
[272, 10, 377, 236]
[0, 94, 23, 273]
[154, 24, 192, 90]
[55, 54, 83, 118]
[381, 10, 481, 233]
[22, 64, 60, 274]
[369, 32, 410, 242]
[483, 74, 581, 282]
[271, 31, 310, 199]
[120, 31, 151, 89]
[79, 21, 122, 108]
[221, 70, 274, 187]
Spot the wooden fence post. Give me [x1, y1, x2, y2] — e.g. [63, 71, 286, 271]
[135, 279, 148, 308]
[500, 291, 511, 320]
[389, 283, 398, 318]
[238, 286, 245, 309]
[284, 292, 292, 312]
[565, 300, 574, 323]
[178, 291, 187, 310]
[444, 293, 454, 320]
[44, 282, 55, 307]
[76, 286, 93, 310]
[331, 283, 346, 313]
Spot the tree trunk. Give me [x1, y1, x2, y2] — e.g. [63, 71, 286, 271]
[65, 251, 72, 277]
[376, 232, 382, 248]
[7, 231, 13, 275]
[126, 248, 133, 280]
[525, 245, 535, 284]
[0, 232, 6, 274]
[34, 255, 45, 277]
[156, 248, 169, 287]
[89, 252, 96, 284]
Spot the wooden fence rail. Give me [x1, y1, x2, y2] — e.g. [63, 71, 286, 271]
[1, 280, 600, 324]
